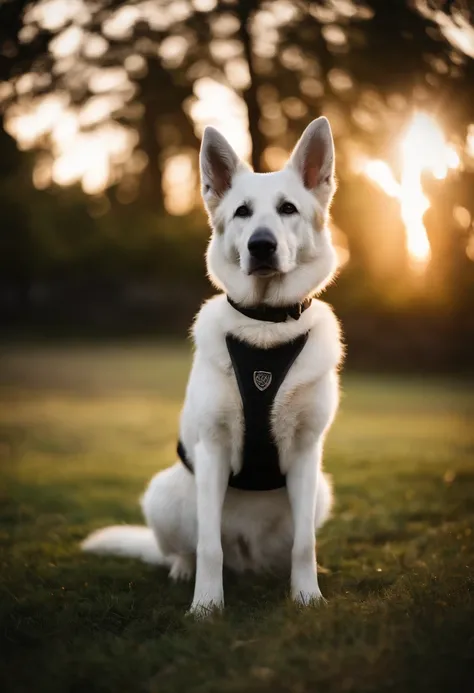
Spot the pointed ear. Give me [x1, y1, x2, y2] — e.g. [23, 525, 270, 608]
[199, 126, 245, 209]
[287, 117, 335, 199]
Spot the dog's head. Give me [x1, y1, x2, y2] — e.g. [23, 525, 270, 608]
[200, 117, 338, 305]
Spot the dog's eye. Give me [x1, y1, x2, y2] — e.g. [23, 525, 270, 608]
[278, 201, 298, 216]
[234, 204, 252, 219]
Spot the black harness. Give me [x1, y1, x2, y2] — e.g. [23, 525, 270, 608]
[177, 297, 311, 491]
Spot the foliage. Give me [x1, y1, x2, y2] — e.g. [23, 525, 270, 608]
[2, 1, 474, 196]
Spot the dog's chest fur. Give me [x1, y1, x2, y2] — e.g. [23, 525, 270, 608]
[179, 295, 342, 477]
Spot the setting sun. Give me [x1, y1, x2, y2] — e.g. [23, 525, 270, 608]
[400, 113, 459, 269]
[363, 113, 460, 271]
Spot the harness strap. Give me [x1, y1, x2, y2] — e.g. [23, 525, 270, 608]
[226, 333, 308, 490]
[177, 332, 309, 491]
[177, 440, 193, 475]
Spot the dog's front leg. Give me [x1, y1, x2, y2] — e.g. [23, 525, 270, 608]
[287, 441, 324, 604]
[189, 440, 229, 617]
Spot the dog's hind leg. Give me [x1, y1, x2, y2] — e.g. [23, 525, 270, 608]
[168, 554, 195, 582]
[141, 462, 198, 581]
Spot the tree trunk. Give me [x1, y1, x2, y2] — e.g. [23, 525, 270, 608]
[139, 60, 165, 214]
[141, 103, 164, 213]
[238, 4, 266, 171]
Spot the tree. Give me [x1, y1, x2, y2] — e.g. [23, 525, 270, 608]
[3, 0, 474, 292]
[1, 0, 212, 211]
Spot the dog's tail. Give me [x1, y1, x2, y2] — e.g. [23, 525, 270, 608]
[81, 526, 167, 565]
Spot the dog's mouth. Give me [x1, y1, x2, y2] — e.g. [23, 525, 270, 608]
[247, 259, 280, 277]
[249, 266, 278, 277]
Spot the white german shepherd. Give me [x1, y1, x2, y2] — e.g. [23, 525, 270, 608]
[82, 117, 343, 615]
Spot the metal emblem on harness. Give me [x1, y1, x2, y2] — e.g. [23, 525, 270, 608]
[253, 370, 272, 391]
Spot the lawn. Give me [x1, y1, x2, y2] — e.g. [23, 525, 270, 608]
[0, 342, 473, 693]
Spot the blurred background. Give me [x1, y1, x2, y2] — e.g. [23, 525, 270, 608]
[0, 0, 473, 371]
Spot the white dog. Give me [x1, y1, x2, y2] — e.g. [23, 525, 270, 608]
[82, 117, 343, 615]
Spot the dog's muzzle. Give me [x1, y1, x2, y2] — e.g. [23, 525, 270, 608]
[247, 227, 278, 275]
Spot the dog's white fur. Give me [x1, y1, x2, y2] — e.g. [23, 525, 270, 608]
[82, 117, 343, 615]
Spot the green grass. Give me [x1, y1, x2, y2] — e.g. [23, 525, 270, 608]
[1, 342, 473, 693]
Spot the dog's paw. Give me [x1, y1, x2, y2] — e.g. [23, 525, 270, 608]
[169, 555, 194, 582]
[291, 573, 325, 605]
[292, 588, 326, 606]
[187, 597, 224, 620]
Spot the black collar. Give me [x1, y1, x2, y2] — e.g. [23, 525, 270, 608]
[227, 295, 312, 323]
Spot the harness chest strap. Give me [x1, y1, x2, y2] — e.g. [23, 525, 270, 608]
[178, 331, 309, 491]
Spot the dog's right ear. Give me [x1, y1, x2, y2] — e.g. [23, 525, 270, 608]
[287, 117, 336, 209]
[200, 127, 244, 211]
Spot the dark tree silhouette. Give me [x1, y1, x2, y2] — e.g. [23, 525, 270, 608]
[1, 0, 211, 211]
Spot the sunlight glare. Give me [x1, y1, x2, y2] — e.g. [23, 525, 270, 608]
[51, 111, 78, 148]
[362, 160, 400, 198]
[88, 68, 130, 93]
[400, 113, 458, 269]
[415, 1, 474, 59]
[362, 113, 460, 271]
[51, 123, 136, 193]
[24, 0, 90, 32]
[5, 94, 68, 148]
[159, 36, 189, 67]
[163, 154, 197, 215]
[50, 25, 84, 58]
[79, 95, 124, 127]
[192, 0, 217, 11]
[225, 58, 251, 90]
[102, 6, 141, 40]
[466, 124, 474, 160]
[191, 78, 250, 161]
[83, 34, 109, 59]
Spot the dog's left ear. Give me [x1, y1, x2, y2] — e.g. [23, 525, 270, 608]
[200, 126, 245, 211]
[287, 117, 335, 205]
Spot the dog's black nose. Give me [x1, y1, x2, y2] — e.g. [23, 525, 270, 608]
[248, 228, 277, 260]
